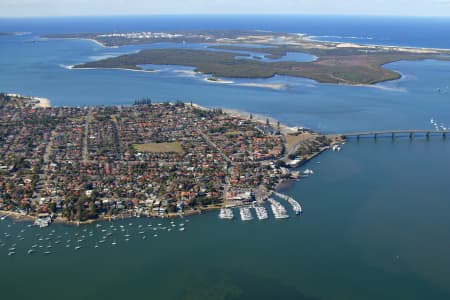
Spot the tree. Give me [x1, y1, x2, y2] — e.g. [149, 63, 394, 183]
[48, 202, 56, 213]
[275, 160, 286, 168]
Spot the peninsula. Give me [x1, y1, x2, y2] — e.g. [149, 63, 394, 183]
[47, 30, 450, 85]
[0, 93, 340, 224]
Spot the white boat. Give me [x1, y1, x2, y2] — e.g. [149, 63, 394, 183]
[303, 169, 314, 176]
[239, 207, 254, 221]
[34, 217, 50, 228]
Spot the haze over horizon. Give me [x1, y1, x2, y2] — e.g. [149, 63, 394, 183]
[1, 0, 450, 18]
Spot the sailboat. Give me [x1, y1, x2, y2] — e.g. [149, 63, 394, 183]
[74, 240, 82, 250]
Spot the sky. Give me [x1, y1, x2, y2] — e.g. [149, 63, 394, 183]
[1, 0, 450, 18]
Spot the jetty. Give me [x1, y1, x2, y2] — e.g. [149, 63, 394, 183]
[273, 192, 303, 215]
[254, 206, 269, 220]
[267, 198, 290, 219]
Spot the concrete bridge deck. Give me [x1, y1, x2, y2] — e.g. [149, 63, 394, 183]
[331, 130, 450, 139]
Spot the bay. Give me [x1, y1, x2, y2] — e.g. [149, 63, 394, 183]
[1, 16, 450, 300]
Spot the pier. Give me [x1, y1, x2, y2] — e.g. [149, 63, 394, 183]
[334, 130, 450, 140]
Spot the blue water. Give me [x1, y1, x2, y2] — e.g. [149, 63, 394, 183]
[1, 16, 450, 300]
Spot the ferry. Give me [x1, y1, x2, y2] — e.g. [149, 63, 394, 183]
[239, 207, 254, 221]
[254, 206, 268, 220]
[219, 208, 234, 219]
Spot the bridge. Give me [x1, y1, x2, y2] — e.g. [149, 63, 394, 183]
[332, 130, 450, 140]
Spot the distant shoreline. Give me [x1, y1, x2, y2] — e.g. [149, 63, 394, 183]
[64, 64, 156, 73]
[45, 30, 450, 86]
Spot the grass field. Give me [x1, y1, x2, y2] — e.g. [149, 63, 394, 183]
[133, 142, 184, 154]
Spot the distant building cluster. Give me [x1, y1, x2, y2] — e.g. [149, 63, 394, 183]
[97, 32, 184, 39]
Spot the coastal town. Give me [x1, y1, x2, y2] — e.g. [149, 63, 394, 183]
[0, 93, 338, 225]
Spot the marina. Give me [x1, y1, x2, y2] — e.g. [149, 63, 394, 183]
[218, 208, 234, 220]
[254, 206, 269, 220]
[239, 207, 254, 221]
[267, 198, 290, 219]
[218, 192, 303, 221]
[273, 192, 303, 215]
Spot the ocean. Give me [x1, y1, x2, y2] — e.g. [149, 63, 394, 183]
[1, 15, 450, 300]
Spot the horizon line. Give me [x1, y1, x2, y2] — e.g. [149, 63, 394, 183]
[1, 13, 450, 19]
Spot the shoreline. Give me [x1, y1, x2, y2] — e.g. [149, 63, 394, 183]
[1, 98, 332, 227]
[191, 103, 299, 134]
[33, 96, 51, 108]
[67, 65, 157, 73]
[5, 93, 51, 108]
[304, 34, 450, 53]
[44, 31, 450, 86]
